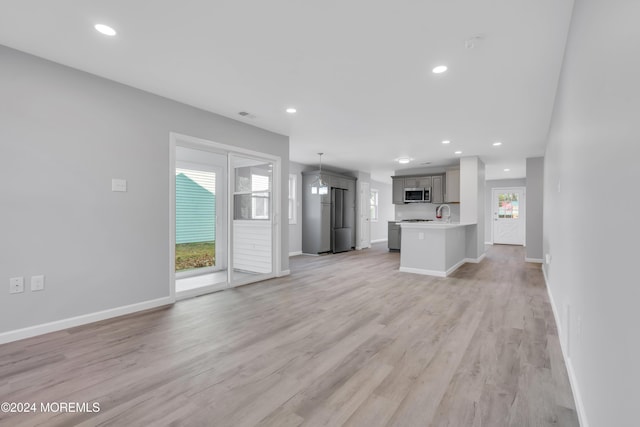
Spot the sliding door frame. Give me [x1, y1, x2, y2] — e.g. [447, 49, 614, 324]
[169, 132, 282, 301]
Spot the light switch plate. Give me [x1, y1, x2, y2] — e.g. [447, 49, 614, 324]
[112, 178, 127, 192]
[9, 277, 24, 294]
[31, 275, 45, 291]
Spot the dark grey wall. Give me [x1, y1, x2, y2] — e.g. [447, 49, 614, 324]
[0, 45, 289, 334]
[525, 157, 544, 260]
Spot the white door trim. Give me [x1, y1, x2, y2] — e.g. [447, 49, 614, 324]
[491, 186, 526, 245]
[357, 181, 371, 249]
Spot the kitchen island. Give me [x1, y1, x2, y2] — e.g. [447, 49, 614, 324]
[399, 222, 484, 277]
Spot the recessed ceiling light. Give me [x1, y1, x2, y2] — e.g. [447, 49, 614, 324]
[493, 142, 502, 146]
[94, 24, 117, 36]
[504, 168, 511, 172]
[286, 108, 297, 114]
[432, 65, 448, 74]
[454, 151, 462, 155]
[442, 140, 451, 144]
[396, 157, 413, 164]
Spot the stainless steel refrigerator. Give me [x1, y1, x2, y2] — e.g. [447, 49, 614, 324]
[331, 188, 352, 253]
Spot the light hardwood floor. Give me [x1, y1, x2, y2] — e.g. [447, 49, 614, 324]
[0, 244, 578, 427]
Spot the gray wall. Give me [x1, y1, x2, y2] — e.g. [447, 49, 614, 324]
[484, 178, 527, 244]
[0, 45, 289, 334]
[543, 0, 640, 425]
[525, 157, 544, 260]
[288, 161, 308, 255]
[370, 179, 393, 242]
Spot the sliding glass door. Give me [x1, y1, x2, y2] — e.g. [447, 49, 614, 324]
[171, 135, 280, 298]
[229, 154, 275, 286]
[174, 147, 227, 295]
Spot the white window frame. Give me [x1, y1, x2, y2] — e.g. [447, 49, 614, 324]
[370, 189, 379, 222]
[288, 173, 297, 224]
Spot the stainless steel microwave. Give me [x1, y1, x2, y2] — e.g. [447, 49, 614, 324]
[404, 187, 431, 203]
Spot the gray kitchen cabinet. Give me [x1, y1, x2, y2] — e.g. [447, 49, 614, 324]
[445, 169, 460, 203]
[404, 176, 432, 188]
[388, 221, 401, 251]
[431, 175, 444, 204]
[392, 177, 405, 204]
[320, 203, 331, 252]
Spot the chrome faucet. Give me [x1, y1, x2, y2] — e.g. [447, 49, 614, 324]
[436, 204, 451, 223]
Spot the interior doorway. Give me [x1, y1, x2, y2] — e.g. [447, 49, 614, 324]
[492, 187, 526, 245]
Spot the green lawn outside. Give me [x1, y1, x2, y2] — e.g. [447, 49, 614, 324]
[176, 241, 215, 271]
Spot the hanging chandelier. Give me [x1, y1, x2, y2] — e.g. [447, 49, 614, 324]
[311, 153, 329, 195]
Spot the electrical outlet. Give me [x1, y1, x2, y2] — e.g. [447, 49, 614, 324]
[545, 253, 551, 264]
[112, 178, 127, 192]
[31, 275, 45, 291]
[9, 277, 24, 294]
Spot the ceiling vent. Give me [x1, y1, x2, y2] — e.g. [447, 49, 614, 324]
[238, 111, 256, 119]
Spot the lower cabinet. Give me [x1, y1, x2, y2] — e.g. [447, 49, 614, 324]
[388, 222, 401, 251]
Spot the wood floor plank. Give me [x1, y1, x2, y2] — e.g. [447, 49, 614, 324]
[0, 244, 579, 427]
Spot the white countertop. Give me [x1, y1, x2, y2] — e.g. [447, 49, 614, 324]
[397, 221, 475, 229]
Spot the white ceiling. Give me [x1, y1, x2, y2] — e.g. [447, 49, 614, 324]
[0, 0, 574, 182]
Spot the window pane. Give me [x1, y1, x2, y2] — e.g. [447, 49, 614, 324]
[252, 173, 270, 192]
[288, 174, 296, 223]
[370, 189, 379, 221]
[175, 168, 216, 271]
[498, 193, 519, 219]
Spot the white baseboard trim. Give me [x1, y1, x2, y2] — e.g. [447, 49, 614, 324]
[465, 252, 486, 264]
[371, 238, 388, 244]
[484, 241, 493, 245]
[542, 266, 589, 427]
[399, 253, 484, 278]
[399, 258, 467, 278]
[289, 251, 302, 257]
[0, 296, 174, 345]
[277, 269, 291, 277]
[399, 266, 446, 277]
[447, 259, 467, 275]
[525, 257, 544, 263]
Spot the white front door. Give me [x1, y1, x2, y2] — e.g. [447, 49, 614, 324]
[359, 181, 371, 249]
[492, 187, 525, 245]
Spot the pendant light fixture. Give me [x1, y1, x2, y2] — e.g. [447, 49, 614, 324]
[311, 153, 329, 195]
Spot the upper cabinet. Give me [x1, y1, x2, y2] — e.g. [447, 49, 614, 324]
[431, 175, 444, 204]
[404, 176, 432, 189]
[391, 174, 444, 204]
[392, 177, 405, 204]
[445, 169, 460, 203]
